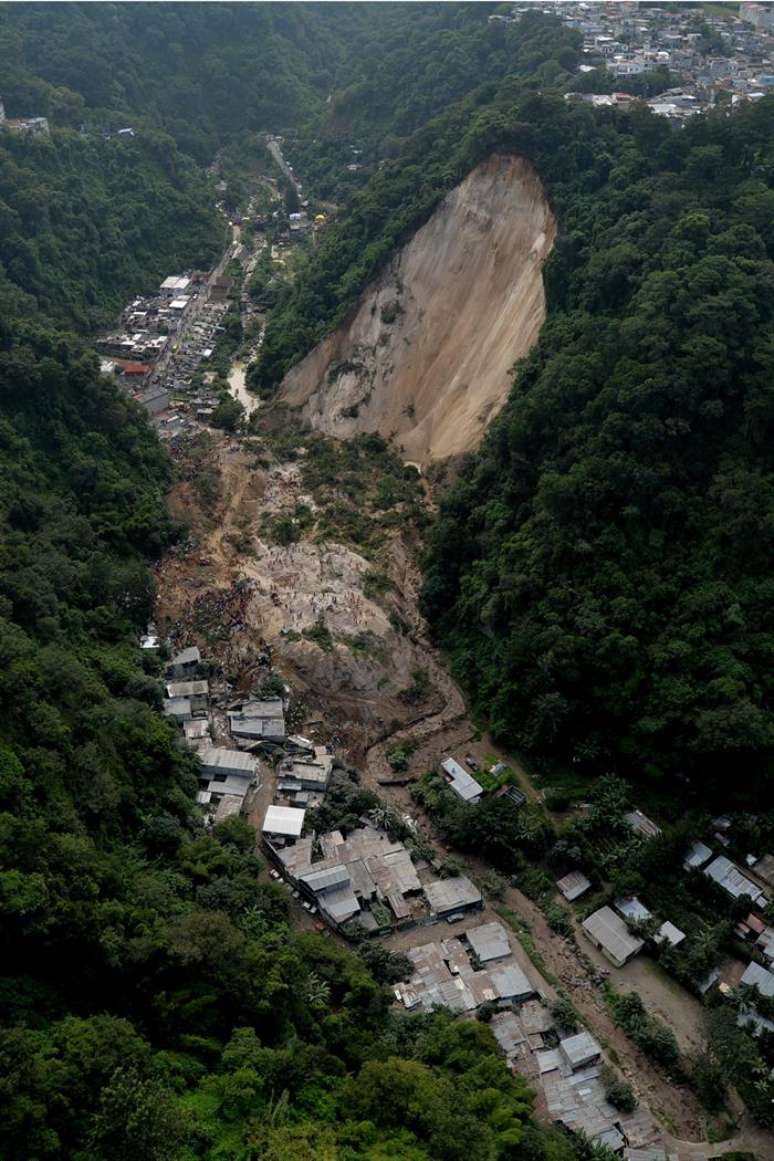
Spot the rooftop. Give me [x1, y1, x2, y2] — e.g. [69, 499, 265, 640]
[441, 757, 484, 802]
[466, 920, 511, 963]
[583, 906, 644, 965]
[655, 920, 685, 947]
[199, 747, 255, 775]
[559, 1030, 602, 1070]
[624, 809, 661, 839]
[740, 960, 774, 998]
[683, 839, 712, 870]
[263, 804, 305, 838]
[557, 871, 591, 901]
[423, 875, 482, 915]
[614, 896, 652, 924]
[704, 855, 766, 903]
[166, 679, 208, 698]
[168, 645, 200, 668]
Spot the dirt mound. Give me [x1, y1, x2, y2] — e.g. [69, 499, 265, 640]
[279, 155, 555, 464]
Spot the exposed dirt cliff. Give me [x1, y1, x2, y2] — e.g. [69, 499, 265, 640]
[279, 155, 555, 464]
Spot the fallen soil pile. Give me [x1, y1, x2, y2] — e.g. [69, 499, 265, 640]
[279, 154, 555, 465]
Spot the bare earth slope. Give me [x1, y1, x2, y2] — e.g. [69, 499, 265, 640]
[279, 154, 555, 464]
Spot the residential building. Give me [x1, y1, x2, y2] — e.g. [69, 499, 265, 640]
[163, 696, 192, 723]
[440, 757, 483, 803]
[466, 920, 512, 963]
[262, 804, 306, 845]
[166, 645, 201, 679]
[423, 875, 483, 920]
[704, 855, 767, 906]
[624, 810, 660, 839]
[740, 960, 774, 998]
[582, 906, 644, 968]
[557, 871, 591, 901]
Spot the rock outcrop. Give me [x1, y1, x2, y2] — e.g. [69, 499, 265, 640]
[279, 155, 555, 464]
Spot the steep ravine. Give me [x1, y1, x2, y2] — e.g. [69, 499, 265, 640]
[279, 154, 555, 465]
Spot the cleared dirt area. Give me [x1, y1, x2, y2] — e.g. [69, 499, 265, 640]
[279, 154, 555, 465]
[157, 434, 467, 758]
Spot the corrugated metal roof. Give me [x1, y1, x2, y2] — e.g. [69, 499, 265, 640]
[166, 679, 208, 698]
[262, 805, 305, 837]
[614, 896, 652, 923]
[704, 855, 765, 902]
[557, 871, 591, 901]
[559, 1031, 601, 1069]
[740, 960, 774, 997]
[466, 921, 511, 962]
[441, 757, 484, 802]
[683, 839, 712, 869]
[299, 864, 350, 893]
[582, 906, 644, 966]
[199, 747, 255, 775]
[424, 876, 482, 915]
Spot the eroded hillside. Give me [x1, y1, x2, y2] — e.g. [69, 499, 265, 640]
[279, 154, 555, 464]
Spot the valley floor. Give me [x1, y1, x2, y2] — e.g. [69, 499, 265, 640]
[153, 421, 773, 1159]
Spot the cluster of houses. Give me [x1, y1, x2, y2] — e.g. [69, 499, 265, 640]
[97, 271, 231, 433]
[492, 1004, 661, 1158]
[263, 817, 483, 935]
[160, 642, 294, 822]
[554, 805, 774, 1051]
[440, 755, 526, 806]
[546, 0, 774, 124]
[394, 915, 662, 1155]
[0, 96, 49, 136]
[395, 920, 535, 1012]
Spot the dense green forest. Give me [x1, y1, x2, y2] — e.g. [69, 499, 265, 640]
[283, 6, 580, 202]
[0, 6, 625, 1158]
[0, 129, 223, 332]
[420, 94, 774, 801]
[251, 12, 581, 393]
[0, 328, 599, 1160]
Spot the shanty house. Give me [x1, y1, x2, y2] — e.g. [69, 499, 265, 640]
[166, 678, 208, 713]
[557, 871, 591, 902]
[654, 921, 685, 948]
[466, 921, 511, 963]
[704, 855, 767, 906]
[228, 697, 286, 743]
[614, 897, 652, 924]
[262, 805, 306, 847]
[199, 747, 256, 785]
[163, 696, 192, 723]
[624, 809, 660, 839]
[740, 961, 774, 998]
[582, 906, 644, 968]
[166, 646, 201, 679]
[441, 757, 483, 804]
[559, 1030, 601, 1071]
[183, 718, 210, 743]
[683, 839, 712, 870]
[424, 876, 483, 920]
